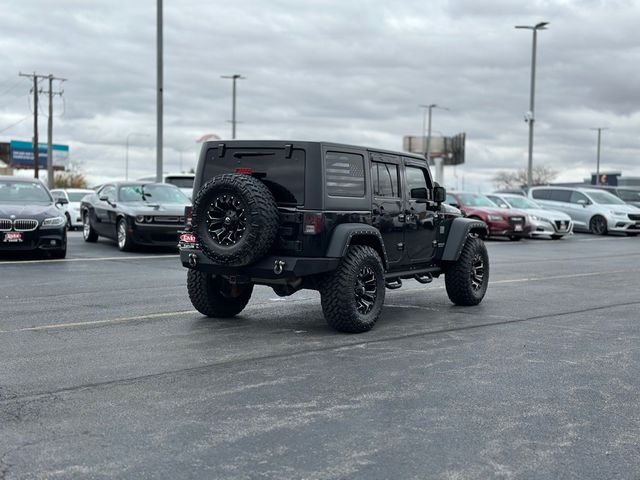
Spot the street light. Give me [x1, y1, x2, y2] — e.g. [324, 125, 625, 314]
[125, 132, 150, 180]
[418, 104, 449, 162]
[221, 74, 246, 139]
[590, 127, 608, 184]
[515, 21, 549, 189]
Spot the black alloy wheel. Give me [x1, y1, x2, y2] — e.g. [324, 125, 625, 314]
[354, 265, 378, 315]
[589, 215, 608, 235]
[470, 253, 485, 291]
[206, 194, 247, 247]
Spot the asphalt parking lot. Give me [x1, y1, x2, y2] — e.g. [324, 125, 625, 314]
[1, 232, 639, 479]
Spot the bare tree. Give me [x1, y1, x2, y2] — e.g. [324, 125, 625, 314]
[493, 165, 558, 189]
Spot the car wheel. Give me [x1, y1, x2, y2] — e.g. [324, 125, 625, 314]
[187, 270, 253, 317]
[551, 234, 563, 240]
[589, 215, 608, 235]
[191, 174, 279, 266]
[117, 218, 135, 251]
[445, 236, 489, 306]
[319, 245, 385, 333]
[65, 212, 72, 230]
[82, 211, 98, 242]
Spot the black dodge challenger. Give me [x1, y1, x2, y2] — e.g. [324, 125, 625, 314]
[80, 182, 191, 251]
[0, 176, 67, 258]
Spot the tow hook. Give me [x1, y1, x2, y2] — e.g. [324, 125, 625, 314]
[188, 253, 198, 267]
[273, 260, 285, 275]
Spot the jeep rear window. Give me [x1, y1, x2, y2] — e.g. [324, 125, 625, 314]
[203, 147, 305, 205]
[325, 152, 365, 197]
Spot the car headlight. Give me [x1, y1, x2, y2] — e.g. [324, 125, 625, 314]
[488, 215, 503, 221]
[136, 215, 145, 223]
[611, 211, 627, 217]
[529, 215, 550, 223]
[42, 216, 65, 227]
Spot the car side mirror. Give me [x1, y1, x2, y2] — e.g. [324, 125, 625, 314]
[410, 187, 429, 201]
[55, 198, 69, 205]
[577, 199, 589, 207]
[99, 195, 109, 202]
[433, 185, 446, 203]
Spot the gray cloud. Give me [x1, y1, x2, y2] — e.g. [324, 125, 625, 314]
[0, 0, 639, 190]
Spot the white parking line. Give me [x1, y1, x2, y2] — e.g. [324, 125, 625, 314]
[0, 254, 176, 266]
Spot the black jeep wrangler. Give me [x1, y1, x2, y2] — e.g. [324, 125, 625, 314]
[179, 141, 489, 333]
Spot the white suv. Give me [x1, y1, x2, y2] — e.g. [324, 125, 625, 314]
[529, 186, 640, 236]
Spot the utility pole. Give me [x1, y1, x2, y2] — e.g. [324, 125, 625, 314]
[221, 74, 246, 139]
[43, 75, 67, 188]
[419, 104, 448, 184]
[590, 127, 608, 184]
[19, 72, 49, 178]
[156, 0, 163, 183]
[515, 22, 549, 189]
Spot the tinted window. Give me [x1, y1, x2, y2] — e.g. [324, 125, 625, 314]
[405, 166, 429, 199]
[99, 186, 116, 203]
[618, 189, 640, 201]
[119, 184, 190, 204]
[0, 181, 51, 203]
[371, 162, 399, 197]
[204, 147, 305, 205]
[531, 189, 550, 200]
[68, 192, 91, 202]
[548, 190, 571, 202]
[165, 176, 194, 189]
[325, 151, 365, 197]
[569, 191, 589, 204]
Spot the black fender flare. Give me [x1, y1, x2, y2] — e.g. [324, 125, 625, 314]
[441, 218, 488, 261]
[326, 223, 389, 270]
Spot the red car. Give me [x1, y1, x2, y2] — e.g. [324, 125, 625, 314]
[445, 192, 531, 241]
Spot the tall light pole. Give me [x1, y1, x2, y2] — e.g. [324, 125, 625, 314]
[419, 104, 448, 184]
[516, 21, 549, 189]
[125, 133, 150, 180]
[221, 74, 246, 139]
[156, 0, 163, 183]
[590, 127, 608, 184]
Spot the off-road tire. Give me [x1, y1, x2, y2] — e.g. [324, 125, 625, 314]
[187, 269, 253, 318]
[192, 174, 279, 266]
[445, 236, 489, 306]
[589, 215, 608, 235]
[82, 211, 98, 242]
[319, 245, 385, 333]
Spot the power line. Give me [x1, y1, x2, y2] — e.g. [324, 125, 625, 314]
[0, 116, 29, 135]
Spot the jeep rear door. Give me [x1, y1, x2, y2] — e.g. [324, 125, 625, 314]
[369, 153, 403, 266]
[401, 160, 438, 263]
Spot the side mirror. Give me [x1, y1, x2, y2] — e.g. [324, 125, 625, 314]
[433, 185, 446, 203]
[99, 195, 109, 202]
[410, 187, 429, 201]
[577, 199, 589, 207]
[55, 197, 69, 205]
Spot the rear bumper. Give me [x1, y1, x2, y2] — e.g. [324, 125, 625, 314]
[180, 248, 339, 280]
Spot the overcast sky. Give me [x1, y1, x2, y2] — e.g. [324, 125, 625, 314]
[1, 0, 639, 190]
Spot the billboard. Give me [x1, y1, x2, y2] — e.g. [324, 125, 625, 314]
[402, 133, 465, 166]
[9, 140, 69, 170]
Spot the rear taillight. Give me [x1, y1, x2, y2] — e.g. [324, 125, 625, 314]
[184, 206, 193, 228]
[303, 212, 322, 235]
[235, 167, 253, 175]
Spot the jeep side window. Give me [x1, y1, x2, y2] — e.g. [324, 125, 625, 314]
[405, 166, 430, 200]
[325, 151, 365, 197]
[371, 162, 399, 198]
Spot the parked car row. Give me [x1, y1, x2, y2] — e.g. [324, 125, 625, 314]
[0, 176, 192, 258]
[445, 185, 640, 241]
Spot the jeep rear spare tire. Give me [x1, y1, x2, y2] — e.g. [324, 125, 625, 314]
[192, 173, 279, 266]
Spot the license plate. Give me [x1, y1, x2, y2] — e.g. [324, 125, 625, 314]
[3, 232, 23, 243]
[514, 224, 523, 232]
